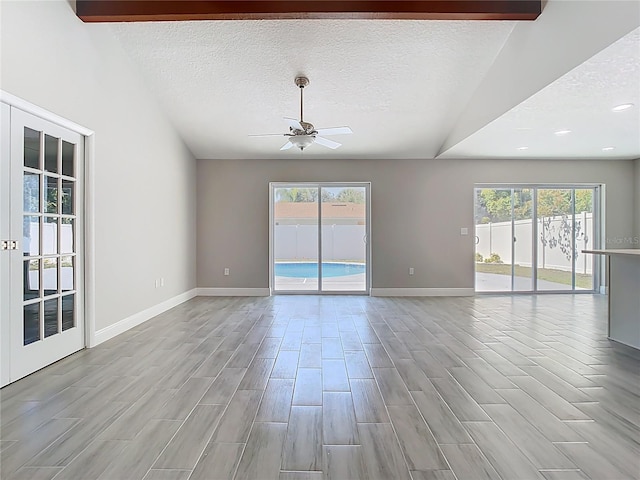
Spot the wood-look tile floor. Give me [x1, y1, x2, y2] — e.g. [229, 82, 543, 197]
[2, 295, 639, 480]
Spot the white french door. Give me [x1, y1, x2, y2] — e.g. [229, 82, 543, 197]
[1, 106, 85, 387]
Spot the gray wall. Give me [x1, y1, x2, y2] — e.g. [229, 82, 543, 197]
[636, 159, 640, 240]
[1, 1, 197, 330]
[197, 158, 635, 290]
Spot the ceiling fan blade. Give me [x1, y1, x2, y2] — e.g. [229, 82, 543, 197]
[280, 141, 294, 151]
[249, 133, 287, 137]
[314, 136, 341, 149]
[284, 117, 303, 131]
[315, 126, 353, 136]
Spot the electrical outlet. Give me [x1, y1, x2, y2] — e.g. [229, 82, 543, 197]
[409, 267, 414, 275]
[224, 268, 230, 276]
[460, 227, 469, 235]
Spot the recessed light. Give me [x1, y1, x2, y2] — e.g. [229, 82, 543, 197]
[602, 146, 615, 151]
[554, 129, 571, 136]
[517, 146, 529, 150]
[612, 103, 634, 112]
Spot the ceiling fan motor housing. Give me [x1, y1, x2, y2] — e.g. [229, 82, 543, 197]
[292, 121, 316, 135]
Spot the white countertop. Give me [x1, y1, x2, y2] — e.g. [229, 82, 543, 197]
[583, 249, 640, 256]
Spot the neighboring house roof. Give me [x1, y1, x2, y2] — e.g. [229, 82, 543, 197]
[275, 202, 365, 219]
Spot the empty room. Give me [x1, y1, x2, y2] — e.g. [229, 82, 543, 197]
[1, 1, 639, 479]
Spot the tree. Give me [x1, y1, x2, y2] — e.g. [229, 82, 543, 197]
[537, 189, 571, 217]
[575, 189, 593, 214]
[477, 189, 511, 222]
[336, 188, 365, 204]
[476, 188, 593, 263]
[478, 188, 591, 222]
[321, 190, 336, 202]
[275, 188, 318, 203]
[476, 188, 531, 223]
[276, 187, 366, 204]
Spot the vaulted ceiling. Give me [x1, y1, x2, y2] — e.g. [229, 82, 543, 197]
[100, 0, 640, 160]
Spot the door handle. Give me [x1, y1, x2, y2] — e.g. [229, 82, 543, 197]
[1, 240, 7, 251]
[474, 236, 480, 245]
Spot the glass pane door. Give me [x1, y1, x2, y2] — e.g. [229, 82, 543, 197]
[575, 189, 596, 290]
[1, 103, 10, 386]
[320, 186, 367, 292]
[475, 188, 515, 292]
[475, 185, 598, 294]
[537, 188, 574, 291]
[273, 186, 319, 292]
[537, 188, 596, 291]
[5, 107, 84, 385]
[513, 188, 534, 291]
[272, 183, 370, 294]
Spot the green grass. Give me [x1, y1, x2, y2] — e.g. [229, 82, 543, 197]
[476, 263, 593, 289]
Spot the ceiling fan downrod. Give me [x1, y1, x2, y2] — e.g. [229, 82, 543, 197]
[295, 76, 309, 123]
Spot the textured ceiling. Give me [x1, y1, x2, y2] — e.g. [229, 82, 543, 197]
[107, 3, 640, 160]
[443, 27, 640, 159]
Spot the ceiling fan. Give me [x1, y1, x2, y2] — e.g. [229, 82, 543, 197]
[250, 76, 353, 151]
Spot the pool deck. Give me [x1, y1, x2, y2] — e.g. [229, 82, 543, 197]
[275, 273, 366, 292]
[274, 272, 586, 293]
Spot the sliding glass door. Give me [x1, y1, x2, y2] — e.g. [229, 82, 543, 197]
[475, 188, 514, 292]
[475, 185, 599, 293]
[271, 183, 370, 294]
[514, 188, 534, 291]
[537, 188, 596, 291]
[272, 186, 319, 291]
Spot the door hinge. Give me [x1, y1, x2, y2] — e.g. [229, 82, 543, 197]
[1, 240, 18, 250]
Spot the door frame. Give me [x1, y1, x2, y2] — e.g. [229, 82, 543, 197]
[1, 91, 96, 386]
[474, 183, 602, 294]
[269, 182, 371, 295]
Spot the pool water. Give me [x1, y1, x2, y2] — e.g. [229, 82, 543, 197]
[275, 262, 365, 278]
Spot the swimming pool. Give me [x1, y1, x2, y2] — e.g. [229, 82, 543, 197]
[275, 262, 365, 278]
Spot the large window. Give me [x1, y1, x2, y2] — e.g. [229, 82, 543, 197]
[474, 185, 600, 293]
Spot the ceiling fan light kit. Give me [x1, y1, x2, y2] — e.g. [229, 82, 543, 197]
[251, 76, 353, 151]
[286, 135, 314, 150]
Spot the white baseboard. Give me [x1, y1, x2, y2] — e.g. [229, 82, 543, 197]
[370, 288, 474, 297]
[93, 288, 198, 346]
[607, 336, 640, 350]
[197, 288, 271, 297]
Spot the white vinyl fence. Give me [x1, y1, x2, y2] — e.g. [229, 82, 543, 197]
[275, 225, 366, 262]
[25, 222, 74, 289]
[476, 212, 593, 274]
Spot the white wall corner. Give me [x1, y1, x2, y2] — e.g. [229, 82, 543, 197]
[197, 288, 271, 297]
[92, 288, 198, 346]
[370, 288, 475, 297]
